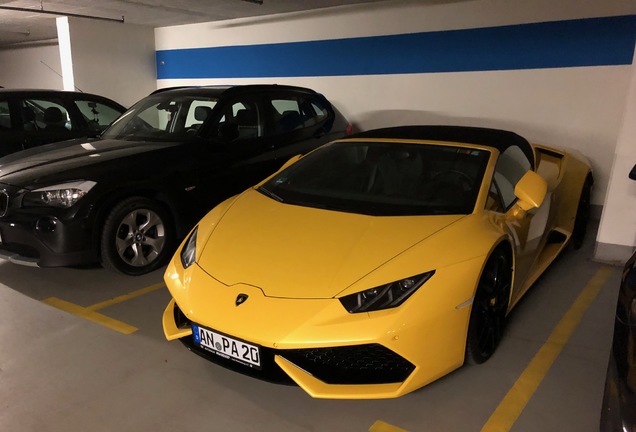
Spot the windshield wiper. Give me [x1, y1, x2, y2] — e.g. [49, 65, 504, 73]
[257, 186, 283, 203]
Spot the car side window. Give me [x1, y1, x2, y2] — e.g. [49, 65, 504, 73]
[304, 98, 329, 126]
[75, 99, 123, 132]
[184, 100, 217, 130]
[23, 98, 72, 131]
[269, 95, 328, 135]
[492, 145, 532, 210]
[215, 99, 262, 141]
[486, 179, 505, 212]
[0, 100, 10, 129]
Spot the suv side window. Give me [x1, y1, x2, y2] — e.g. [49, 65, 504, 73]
[23, 98, 72, 131]
[303, 97, 329, 126]
[184, 100, 217, 130]
[270, 95, 328, 134]
[0, 100, 10, 129]
[491, 145, 532, 210]
[216, 99, 262, 141]
[75, 99, 122, 133]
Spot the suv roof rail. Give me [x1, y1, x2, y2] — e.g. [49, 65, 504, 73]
[149, 84, 319, 96]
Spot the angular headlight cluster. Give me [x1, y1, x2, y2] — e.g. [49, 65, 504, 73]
[339, 271, 435, 313]
[180, 226, 198, 269]
[23, 180, 96, 208]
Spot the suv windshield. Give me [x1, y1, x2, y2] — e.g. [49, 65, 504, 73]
[102, 94, 218, 141]
[259, 141, 490, 216]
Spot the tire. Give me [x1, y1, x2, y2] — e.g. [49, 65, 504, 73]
[571, 175, 593, 250]
[465, 247, 512, 365]
[100, 197, 174, 275]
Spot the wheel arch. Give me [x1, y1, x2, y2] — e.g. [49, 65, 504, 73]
[89, 188, 182, 258]
[478, 238, 514, 310]
[464, 238, 514, 364]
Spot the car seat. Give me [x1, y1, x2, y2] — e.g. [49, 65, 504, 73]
[43, 107, 67, 131]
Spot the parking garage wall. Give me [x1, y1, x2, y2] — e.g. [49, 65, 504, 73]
[0, 43, 63, 89]
[597, 48, 636, 262]
[154, 0, 636, 257]
[62, 17, 156, 107]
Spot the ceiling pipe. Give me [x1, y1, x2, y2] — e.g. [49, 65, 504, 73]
[0, 5, 124, 23]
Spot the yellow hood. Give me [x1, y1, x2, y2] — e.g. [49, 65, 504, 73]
[198, 189, 463, 298]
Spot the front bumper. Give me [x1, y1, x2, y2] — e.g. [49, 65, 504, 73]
[0, 208, 95, 267]
[163, 298, 415, 393]
[163, 257, 477, 399]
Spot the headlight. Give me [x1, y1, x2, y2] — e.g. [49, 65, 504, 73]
[23, 180, 96, 208]
[339, 271, 435, 313]
[180, 226, 198, 269]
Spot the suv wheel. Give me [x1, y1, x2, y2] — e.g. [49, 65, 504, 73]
[100, 197, 174, 275]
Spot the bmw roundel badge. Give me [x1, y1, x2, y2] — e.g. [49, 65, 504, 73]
[235, 293, 248, 306]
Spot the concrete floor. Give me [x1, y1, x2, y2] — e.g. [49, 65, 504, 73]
[0, 224, 622, 432]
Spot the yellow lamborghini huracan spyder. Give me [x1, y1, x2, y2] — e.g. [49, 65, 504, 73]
[162, 126, 593, 399]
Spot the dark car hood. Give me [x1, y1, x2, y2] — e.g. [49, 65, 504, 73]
[0, 138, 184, 188]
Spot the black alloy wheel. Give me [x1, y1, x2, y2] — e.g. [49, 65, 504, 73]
[571, 174, 593, 250]
[100, 197, 174, 275]
[465, 247, 512, 365]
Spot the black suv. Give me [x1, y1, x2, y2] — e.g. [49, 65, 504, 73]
[0, 89, 126, 157]
[0, 85, 351, 275]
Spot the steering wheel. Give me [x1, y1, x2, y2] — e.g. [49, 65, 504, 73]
[431, 170, 473, 191]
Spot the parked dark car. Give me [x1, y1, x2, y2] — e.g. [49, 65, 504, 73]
[0, 85, 351, 275]
[600, 163, 636, 431]
[0, 89, 126, 157]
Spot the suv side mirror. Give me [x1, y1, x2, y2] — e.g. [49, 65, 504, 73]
[512, 170, 547, 215]
[630, 164, 636, 180]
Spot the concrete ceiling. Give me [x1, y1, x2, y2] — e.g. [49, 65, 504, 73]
[0, 0, 393, 47]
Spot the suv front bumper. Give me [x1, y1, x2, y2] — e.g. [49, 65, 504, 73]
[0, 210, 96, 267]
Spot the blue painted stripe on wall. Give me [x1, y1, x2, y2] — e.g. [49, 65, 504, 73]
[156, 15, 636, 79]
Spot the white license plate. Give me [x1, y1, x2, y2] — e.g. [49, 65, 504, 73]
[192, 324, 261, 369]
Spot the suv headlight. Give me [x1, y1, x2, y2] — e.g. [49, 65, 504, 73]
[23, 180, 96, 208]
[339, 271, 435, 313]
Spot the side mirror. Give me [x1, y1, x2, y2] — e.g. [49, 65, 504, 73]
[514, 170, 547, 212]
[630, 164, 636, 181]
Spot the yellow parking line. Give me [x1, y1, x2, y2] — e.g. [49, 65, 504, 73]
[43, 297, 138, 334]
[481, 265, 614, 432]
[87, 282, 165, 311]
[369, 420, 409, 432]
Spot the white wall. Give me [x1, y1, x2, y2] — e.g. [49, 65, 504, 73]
[596, 46, 636, 262]
[155, 0, 636, 260]
[0, 42, 63, 89]
[63, 17, 156, 107]
[0, 17, 156, 108]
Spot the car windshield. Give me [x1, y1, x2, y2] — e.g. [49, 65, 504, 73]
[102, 93, 218, 141]
[258, 141, 490, 216]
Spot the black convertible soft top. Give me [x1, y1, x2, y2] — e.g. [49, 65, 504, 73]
[347, 125, 535, 169]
